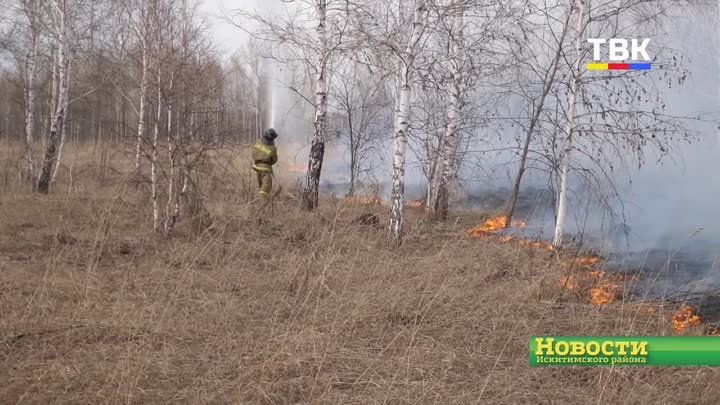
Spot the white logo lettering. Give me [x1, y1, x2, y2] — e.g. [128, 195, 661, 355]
[632, 38, 650, 61]
[609, 39, 629, 61]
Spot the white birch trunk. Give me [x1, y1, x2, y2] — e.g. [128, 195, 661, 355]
[389, 0, 427, 242]
[134, 41, 149, 185]
[151, 71, 161, 232]
[301, 0, 328, 210]
[164, 77, 176, 235]
[425, 158, 436, 208]
[433, 2, 464, 219]
[49, 51, 58, 137]
[390, 70, 412, 241]
[166, 169, 189, 234]
[22, 36, 39, 182]
[37, 1, 68, 193]
[425, 138, 443, 210]
[51, 63, 70, 184]
[190, 109, 195, 141]
[553, 0, 586, 247]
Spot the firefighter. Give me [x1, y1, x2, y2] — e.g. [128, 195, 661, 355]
[252, 128, 279, 200]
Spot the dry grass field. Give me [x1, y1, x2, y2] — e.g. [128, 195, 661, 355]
[2, 142, 720, 404]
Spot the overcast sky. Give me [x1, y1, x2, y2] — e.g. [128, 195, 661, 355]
[200, 0, 283, 56]
[199, 0, 246, 55]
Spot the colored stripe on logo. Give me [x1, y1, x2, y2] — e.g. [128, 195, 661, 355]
[587, 63, 608, 71]
[608, 63, 630, 70]
[586, 63, 652, 71]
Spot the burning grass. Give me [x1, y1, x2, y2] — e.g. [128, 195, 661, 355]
[575, 255, 601, 267]
[672, 305, 704, 333]
[558, 268, 622, 306]
[467, 215, 509, 234]
[559, 255, 627, 306]
[466, 217, 626, 307]
[2, 142, 720, 403]
[590, 282, 622, 305]
[517, 239, 554, 252]
[463, 214, 709, 334]
[465, 216, 552, 254]
[466, 215, 526, 236]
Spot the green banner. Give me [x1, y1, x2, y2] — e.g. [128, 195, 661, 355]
[530, 336, 720, 367]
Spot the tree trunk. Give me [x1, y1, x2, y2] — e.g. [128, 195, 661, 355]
[37, 4, 68, 194]
[505, 7, 573, 227]
[49, 51, 58, 139]
[51, 64, 70, 184]
[164, 77, 177, 236]
[348, 147, 356, 197]
[347, 111, 356, 197]
[425, 151, 440, 210]
[166, 169, 189, 234]
[553, 0, 585, 248]
[423, 140, 437, 209]
[301, 0, 328, 211]
[134, 41, 149, 187]
[389, 79, 411, 242]
[389, 0, 427, 243]
[22, 38, 39, 183]
[433, 2, 464, 220]
[151, 71, 161, 232]
[303, 137, 325, 209]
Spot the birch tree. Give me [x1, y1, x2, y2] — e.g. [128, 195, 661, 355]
[37, 0, 70, 194]
[50, 63, 69, 183]
[20, 0, 41, 183]
[126, 0, 154, 186]
[432, 0, 465, 219]
[151, 69, 161, 231]
[300, 0, 330, 210]
[553, 0, 585, 247]
[548, 0, 692, 246]
[229, 0, 347, 211]
[137, 0, 224, 235]
[0, 0, 45, 183]
[504, 2, 573, 227]
[386, 0, 430, 243]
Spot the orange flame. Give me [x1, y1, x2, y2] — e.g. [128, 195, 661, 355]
[588, 270, 605, 278]
[672, 305, 703, 332]
[285, 163, 306, 174]
[465, 217, 631, 306]
[590, 282, 620, 305]
[576, 256, 601, 267]
[466, 216, 526, 237]
[406, 200, 424, 209]
[518, 239, 555, 252]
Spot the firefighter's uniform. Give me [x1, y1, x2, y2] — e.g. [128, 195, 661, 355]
[252, 140, 278, 199]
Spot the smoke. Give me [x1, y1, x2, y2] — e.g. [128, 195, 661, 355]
[463, 4, 720, 256]
[207, 1, 719, 242]
[610, 6, 720, 251]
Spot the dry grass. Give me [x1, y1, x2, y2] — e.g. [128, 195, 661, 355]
[1, 142, 720, 404]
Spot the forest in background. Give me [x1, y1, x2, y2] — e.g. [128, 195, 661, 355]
[0, 0, 716, 244]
